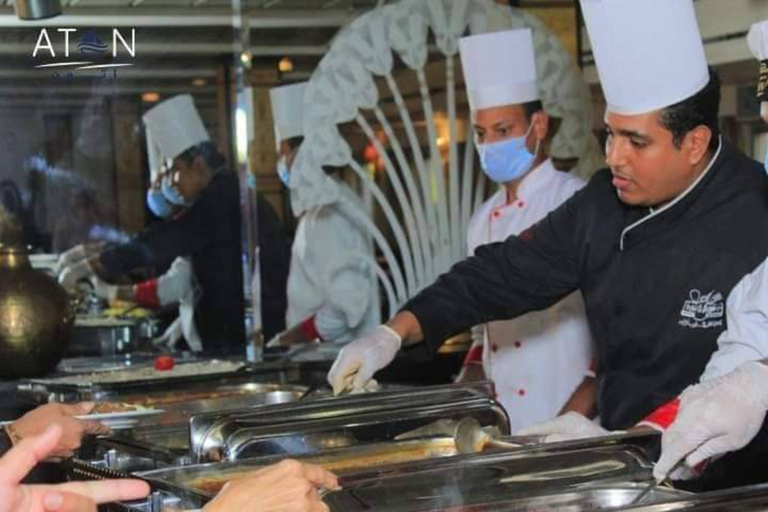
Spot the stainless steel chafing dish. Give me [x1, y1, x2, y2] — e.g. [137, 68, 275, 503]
[138, 438, 462, 497]
[189, 383, 507, 462]
[77, 383, 309, 473]
[403, 483, 690, 512]
[126, 443, 658, 512]
[17, 359, 299, 403]
[323, 444, 659, 511]
[618, 482, 768, 511]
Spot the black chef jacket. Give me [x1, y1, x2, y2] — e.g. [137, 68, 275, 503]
[404, 140, 768, 430]
[99, 170, 246, 355]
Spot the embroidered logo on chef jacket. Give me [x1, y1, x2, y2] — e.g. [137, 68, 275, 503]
[678, 289, 724, 329]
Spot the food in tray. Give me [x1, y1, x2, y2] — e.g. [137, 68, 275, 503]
[32, 360, 247, 385]
[92, 402, 153, 414]
[186, 440, 458, 495]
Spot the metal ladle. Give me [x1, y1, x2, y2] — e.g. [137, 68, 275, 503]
[396, 417, 543, 454]
[454, 417, 535, 453]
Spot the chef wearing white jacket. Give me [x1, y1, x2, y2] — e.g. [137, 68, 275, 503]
[455, 29, 593, 431]
[267, 82, 379, 348]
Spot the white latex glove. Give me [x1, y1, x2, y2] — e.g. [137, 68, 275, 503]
[153, 318, 183, 352]
[327, 325, 401, 395]
[517, 411, 613, 443]
[54, 245, 88, 276]
[202, 459, 340, 512]
[266, 332, 287, 349]
[654, 361, 768, 481]
[57, 260, 93, 293]
[89, 276, 118, 302]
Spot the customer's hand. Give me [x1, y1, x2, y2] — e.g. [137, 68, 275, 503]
[11, 403, 111, 459]
[203, 459, 340, 512]
[0, 425, 149, 512]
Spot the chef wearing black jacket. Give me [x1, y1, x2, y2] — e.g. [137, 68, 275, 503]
[60, 95, 246, 355]
[328, 0, 768, 440]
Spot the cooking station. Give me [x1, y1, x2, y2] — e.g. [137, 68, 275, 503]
[8, 356, 765, 512]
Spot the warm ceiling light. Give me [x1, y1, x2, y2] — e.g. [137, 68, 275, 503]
[278, 57, 294, 73]
[142, 92, 160, 103]
[240, 51, 253, 66]
[191, 78, 207, 87]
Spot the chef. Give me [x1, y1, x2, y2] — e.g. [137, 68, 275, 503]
[652, 19, 768, 483]
[57, 95, 246, 355]
[266, 82, 379, 348]
[454, 28, 592, 430]
[328, 0, 768, 455]
[88, 170, 203, 352]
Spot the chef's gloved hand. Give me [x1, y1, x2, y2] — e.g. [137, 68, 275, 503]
[327, 325, 401, 395]
[57, 260, 94, 293]
[54, 245, 88, 276]
[517, 411, 613, 443]
[654, 361, 768, 482]
[89, 276, 118, 302]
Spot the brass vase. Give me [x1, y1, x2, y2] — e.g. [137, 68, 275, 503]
[0, 244, 73, 378]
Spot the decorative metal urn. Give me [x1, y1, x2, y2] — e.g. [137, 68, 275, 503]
[0, 213, 72, 377]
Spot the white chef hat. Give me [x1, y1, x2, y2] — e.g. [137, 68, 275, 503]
[581, 0, 709, 115]
[270, 82, 308, 144]
[143, 95, 210, 178]
[748, 21, 768, 102]
[459, 29, 539, 112]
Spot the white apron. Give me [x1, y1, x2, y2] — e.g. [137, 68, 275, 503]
[153, 256, 202, 352]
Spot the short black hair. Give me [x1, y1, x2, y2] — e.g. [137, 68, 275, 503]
[523, 100, 544, 122]
[658, 67, 720, 153]
[177, 141, 226, 171]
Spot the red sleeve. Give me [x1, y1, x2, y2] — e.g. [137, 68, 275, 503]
[637, 398, 681, 432]
[299, 316, 322, 342]
[462, 344, 484, 366]
[134, 279, 161, 309]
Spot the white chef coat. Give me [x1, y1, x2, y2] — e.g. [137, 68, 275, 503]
[154, 256, 202, 352]
[467, 159, 593, 431]
[286, 181, 380, 344]
[701, 257, 768, 382]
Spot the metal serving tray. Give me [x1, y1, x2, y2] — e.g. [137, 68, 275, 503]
[324, 444, 657, 511]
[189, 384, 507, 463]
[128, 443, 656, 512]
[77, 385, 309, 473]
[139, 438, 462, 497]
[617, 482, 768, 511]
[407, 483, 690, 512]
[17, 360, 299, 403]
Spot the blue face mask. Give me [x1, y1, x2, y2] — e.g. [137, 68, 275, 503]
[277, 157, 290, 187]
[146, 187, 174, 218]
[161, 175, 188, 206]
[476, 123, 538, 184]
[246, 172, 257, 190]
